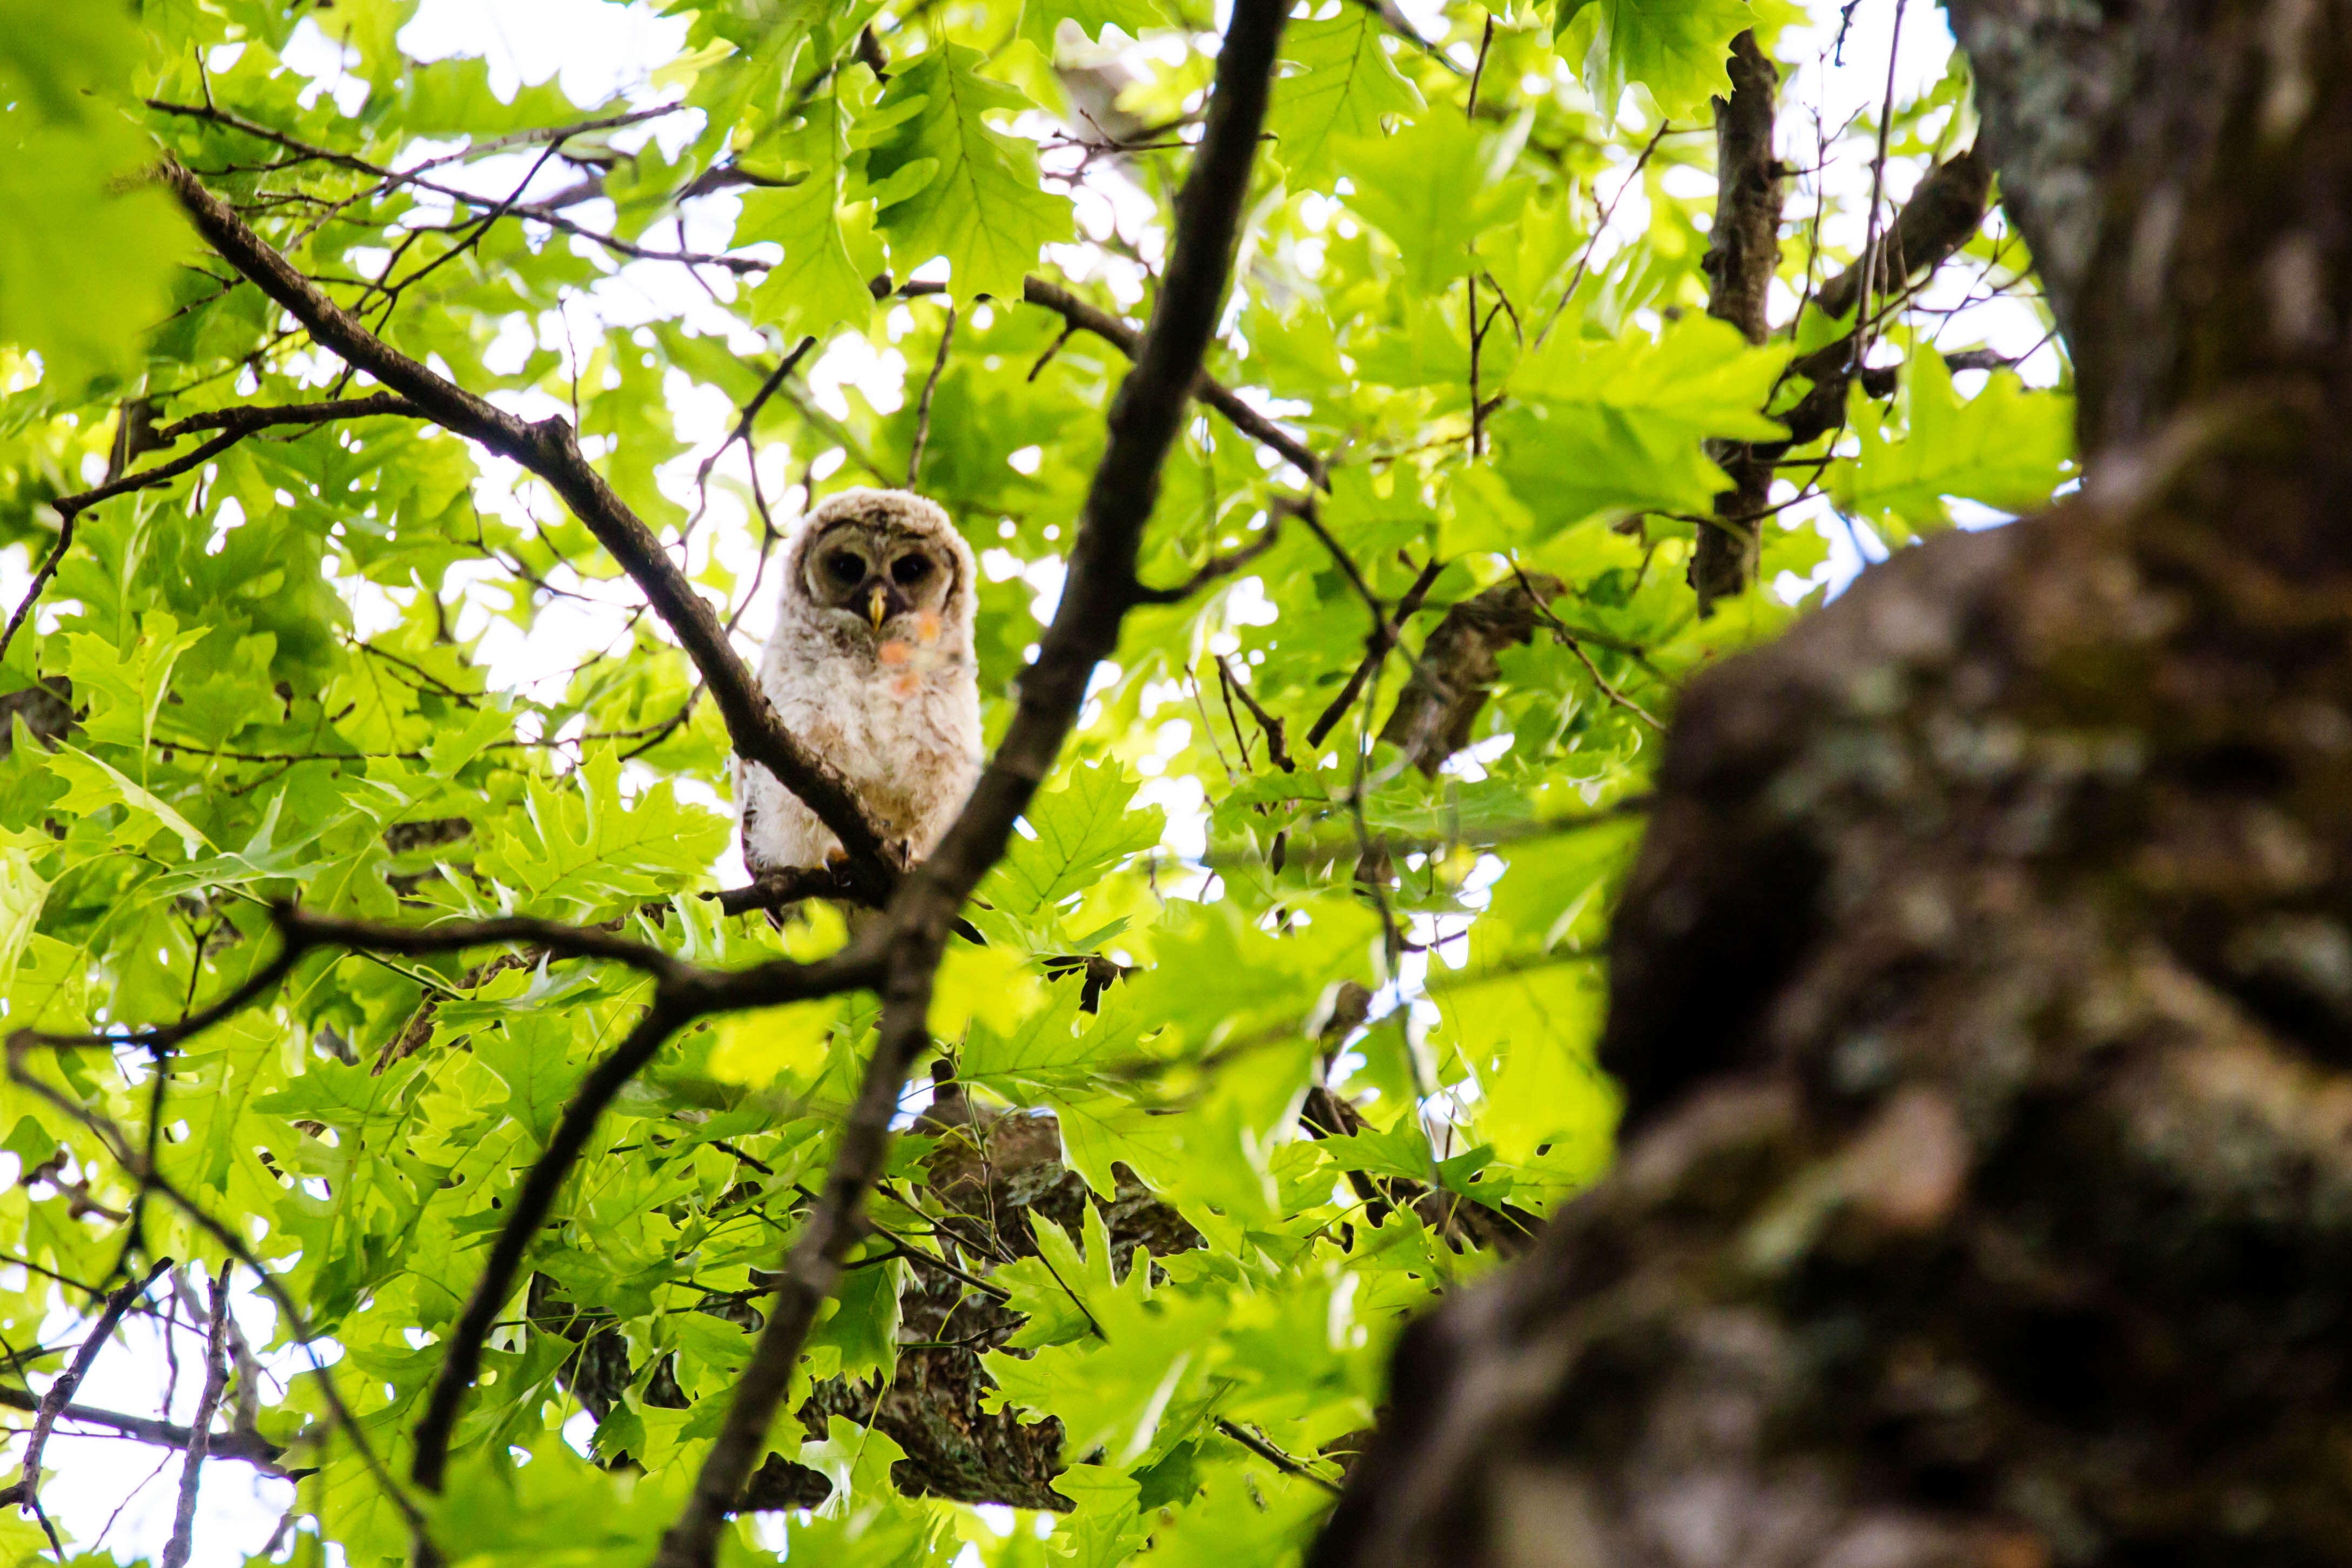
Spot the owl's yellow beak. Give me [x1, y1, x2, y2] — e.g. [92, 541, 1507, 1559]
[867, 584, 888, 629]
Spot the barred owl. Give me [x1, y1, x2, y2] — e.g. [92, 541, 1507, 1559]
[735, 488, 984, 879]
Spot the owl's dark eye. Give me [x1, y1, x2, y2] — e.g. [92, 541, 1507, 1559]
[890, 554, 932, 587]
[825, 551, 863, 584]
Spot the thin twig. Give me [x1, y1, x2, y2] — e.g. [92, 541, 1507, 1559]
[1131, 513, 1283, 604]
[1215, 654, 1295, 771]
[1215, 1418, 1344, 1494]
[1306, 558, 1444, 750]
[1541, 121, 1673, 345]
[1851, 0, 1911, 378]
[906, 305, 956, 488]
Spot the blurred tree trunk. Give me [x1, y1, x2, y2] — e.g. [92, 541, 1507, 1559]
[1313, 0, 2352, 1563]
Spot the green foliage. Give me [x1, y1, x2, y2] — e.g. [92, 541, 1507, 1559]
[1826, 346, 2077, 537]
[863, 45, 1076, 298]
[0, 0, 185, 385]
[0, 1, 2067, 1565]
[1558, 0, 1759, 120]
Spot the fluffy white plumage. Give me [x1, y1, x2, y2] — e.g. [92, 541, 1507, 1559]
[735, 487, 983, 877]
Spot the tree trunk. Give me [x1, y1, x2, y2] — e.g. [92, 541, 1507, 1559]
[1312, 0, 2352, 1563]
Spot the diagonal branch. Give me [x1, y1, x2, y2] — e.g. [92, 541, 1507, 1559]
[403, 927, 879, 1492]
[1018, 276, 1328, 487]
[156, 160, 900, 900]
[1771, 147, 1994, 452]
[1131, 512, 1283, 604]
[15, 896, 884, 1500]
[648, 6, 1291, 1563]
[1307, 557, 1444, 749]
[0, 1258, 172, 1527]
[405, 1005, 682, 1492]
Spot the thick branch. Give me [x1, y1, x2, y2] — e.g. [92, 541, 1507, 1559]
[1690, 31, 1784, 614]
[156, 160, 898, 898]
[650, 7, 1289, 1564]
[407, 1005, 683, 1491]
[1381, 575, 1567, 775]
[388, 927, 881, 1491]
[1699, 32, 1783, 345]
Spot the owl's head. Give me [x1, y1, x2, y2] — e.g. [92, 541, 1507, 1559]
[781, 487, 976, 649]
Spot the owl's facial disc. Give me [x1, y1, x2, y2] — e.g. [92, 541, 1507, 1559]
[802, 522, 957, 640]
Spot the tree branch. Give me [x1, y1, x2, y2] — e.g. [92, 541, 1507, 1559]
[151, 394, 424, 443]
[1131, 513, 1283, 604]
[1810, 146, 1992, 325]
[1690, 31, 1784, 614]
[0, 1259, 172, 1523]
[1307, 558, 1444, 749]
[156, 159, 901, 901]
[1019, 277, 1328, 487]
[1771, 148, 1994, 451]
[406, 1004, 681, 1490]
[649, 6, 1290, 1563]
[160, 1267, 233, 1568]
[1217, 652, 1295, 772]
[395, 908, 879, 1489]
[0, 1384, 283, 1469]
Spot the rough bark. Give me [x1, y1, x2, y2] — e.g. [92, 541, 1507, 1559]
[1691, 31, 1785, 614]
[1312, 0, 2352, 1562]
[1381, 575, 1565, 775]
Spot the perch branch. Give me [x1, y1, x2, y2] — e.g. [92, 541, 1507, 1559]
[649, 4, 1291, 1563]
[157, 160, 901, 901]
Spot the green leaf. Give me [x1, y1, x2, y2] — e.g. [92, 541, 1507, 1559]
[983, 1289, 1228, 1465]
[472, 1012, 584, 1150]
[796, 1414, 912, 1515]
[741, 85, 879, 339]
[805, 1247, 904, 1384]
[1565, 0, 1757, 122]
[859, 45, 1074, 299]
[1494, 314, 1789, 536]
[476, 751, 728, 917]
[0, 0, 186, 383]
[1021, 0, 1169, 45]
[1267, 10, 1424, 179]
[50, 743, 212, 854]
[1338, 118, 1530, 296]
[66, 613, 208, 750]
[984, 762, 1165, 920]
[1826, 349, 2077, 536]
